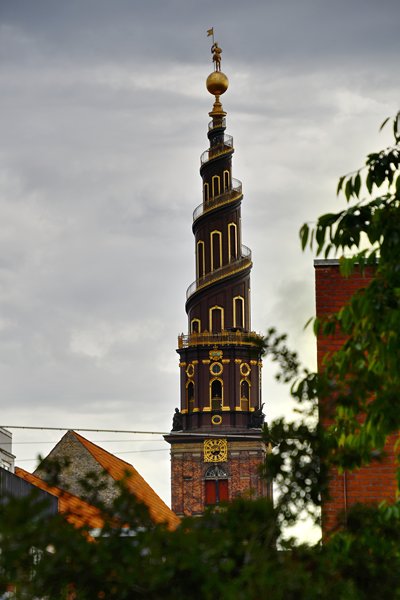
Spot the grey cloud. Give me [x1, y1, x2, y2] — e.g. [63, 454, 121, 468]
[2, 0, 400, 69]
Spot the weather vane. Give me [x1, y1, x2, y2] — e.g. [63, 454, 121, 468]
[207, 27, 222, 72]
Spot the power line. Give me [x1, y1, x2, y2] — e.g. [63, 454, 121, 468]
[118, 449, 169, 455]
[16, 448, 169, 462]
[12, 438, 161, 445]
[2, 426, 167, 435]
[2, 425, 263, 440]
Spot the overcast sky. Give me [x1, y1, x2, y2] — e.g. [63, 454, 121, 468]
[1, 0, 399, 528]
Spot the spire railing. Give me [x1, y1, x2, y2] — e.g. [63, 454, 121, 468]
[193, 178, 242, 222]
[186, 245, 252, 300]
[178, 330, 263, 349]
[208, 117, 226, 131]
[200, 135, 233, 166]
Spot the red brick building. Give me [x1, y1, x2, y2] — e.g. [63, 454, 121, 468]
[164, 45, 271, 516]
[315, 259, 398, 533]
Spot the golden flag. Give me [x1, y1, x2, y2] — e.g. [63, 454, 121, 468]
[207, 28, 214, 37]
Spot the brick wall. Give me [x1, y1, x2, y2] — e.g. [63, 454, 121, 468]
[315, 260, 397, 533]
[170, 439, 268, 516]
[34, 431, 118, 507]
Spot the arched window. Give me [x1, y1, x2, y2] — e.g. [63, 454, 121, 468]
[191, 318, 201, 333]
[210, 230, 222, 271]
[233, 296, 245, 329]
[197, 240, 205, 279]
[210, 378, 223, 410]
[228, 223, 237, 261]
[187, 381, 194, 412]
[203, 182, 210, 202]
[205, 465, 229, 506]
[240, 380, 250, 411]
[209, 306, 224, 332]
[212, 175, 220, 198]
[223, 170, 230, 191]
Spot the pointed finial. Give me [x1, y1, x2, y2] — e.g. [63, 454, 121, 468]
[206, 29, 229, 117]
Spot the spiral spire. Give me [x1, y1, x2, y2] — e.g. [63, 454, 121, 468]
[164, 40, 269, 518]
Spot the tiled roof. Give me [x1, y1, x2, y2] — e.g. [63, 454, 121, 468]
[70, 431, 180, 530]
[15, 466, 104, 530]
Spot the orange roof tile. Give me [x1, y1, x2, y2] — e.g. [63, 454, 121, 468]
[15, 467, 104, 530]
[71, 431, 180, 530]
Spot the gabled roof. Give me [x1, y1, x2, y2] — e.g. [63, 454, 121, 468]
[70, 431, 180, 530]
[15, 466, 104, 530]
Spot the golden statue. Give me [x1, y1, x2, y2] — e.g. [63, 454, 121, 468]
[211, 42, 222, 72]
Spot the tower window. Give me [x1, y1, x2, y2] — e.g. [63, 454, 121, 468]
[187, 381, 194, 412]
[240, 380, 250, 411]
[233, 296, 245, 329]
[228, 223, 237, 261]
[210, 230, 222, 271]
[212, 175, 221, 198]
[205, 465, 229, 505]
[223, 170, 230, 191]
[209, 306, 224, 332]
[210, 378, 223, 410]
[191, 318, 201, 333]
[203, 182, 210, 202]
[241, 380, 249, 398]
[197, 240, 205, 279]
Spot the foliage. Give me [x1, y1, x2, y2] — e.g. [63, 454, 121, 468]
[2, 113, 400, 598]
[0, 482, 400, 600]
[2, 485, 400, 599]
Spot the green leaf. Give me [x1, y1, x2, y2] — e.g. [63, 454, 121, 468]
[395, 112, 400, 142]
[345, 178, 352, 201]
[309, 228, 314, 249]
[304, 316, 314, 330]
[396, 174, 400, 196]
[337, 175, 345, 196]
[299, 223, 309, 251]
[366, 171, 373, 193]
[313, 317, 321, 336]
[354, 172, 361, 198]
[324, 243, 333, 258]
[379, 116, 390, 131]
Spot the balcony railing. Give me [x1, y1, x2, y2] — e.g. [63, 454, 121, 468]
[193, 179, 242, 222]
[208, 117, 226, 131]
[200, 135, 233, 166]
[186, 245, 252, 300]
[178, 330, 264, 349]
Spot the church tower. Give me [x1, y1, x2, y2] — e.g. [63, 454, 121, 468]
[165, 39, 270, 516]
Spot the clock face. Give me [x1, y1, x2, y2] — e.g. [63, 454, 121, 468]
[204, 438, 228, 463]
